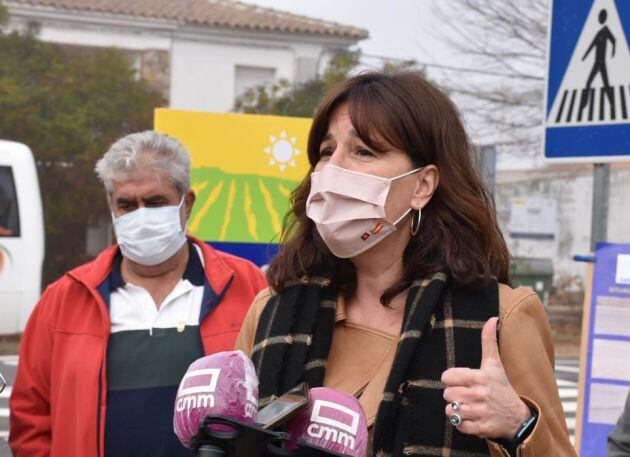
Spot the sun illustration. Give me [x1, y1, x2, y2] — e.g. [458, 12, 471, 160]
[264, 131, 301, 171]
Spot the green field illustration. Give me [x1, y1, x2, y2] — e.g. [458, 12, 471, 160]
[189, 167, 299, 243]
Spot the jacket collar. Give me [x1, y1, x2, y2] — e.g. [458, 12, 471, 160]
[335, 295, 347, 323]
[107, 241, 205, 292]
[68, 236, 234, 296]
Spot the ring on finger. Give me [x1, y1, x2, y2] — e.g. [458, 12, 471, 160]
[451, 401, 462, 411]
[449, 413, 462, 426]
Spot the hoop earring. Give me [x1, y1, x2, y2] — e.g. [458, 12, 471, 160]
[411, 209, 421, 236]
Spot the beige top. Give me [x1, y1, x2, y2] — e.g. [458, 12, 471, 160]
[235, 285, 578, 457]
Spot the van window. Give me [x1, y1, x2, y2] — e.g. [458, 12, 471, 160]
[0, 166, 20, 237]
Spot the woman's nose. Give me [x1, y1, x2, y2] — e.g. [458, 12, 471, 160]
[327, 147, 347, 167]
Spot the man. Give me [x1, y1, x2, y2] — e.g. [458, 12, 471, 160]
[582, 8, 616, 91]
[10, 131, 267, 456]
[608, 392, 630, 456]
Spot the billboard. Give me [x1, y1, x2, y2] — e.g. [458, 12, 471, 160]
[576, 243, 630, 455]
[155, 109, 312, 267]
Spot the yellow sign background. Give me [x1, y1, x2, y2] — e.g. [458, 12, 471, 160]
[154, 109, 312, 244]
[155, 109, 312, 181]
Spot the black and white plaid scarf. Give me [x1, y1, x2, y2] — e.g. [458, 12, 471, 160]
[251, 272, 499, 456]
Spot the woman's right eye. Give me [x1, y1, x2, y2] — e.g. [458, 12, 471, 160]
[355, 147, 376, 157]
[319, 147, 333, 158]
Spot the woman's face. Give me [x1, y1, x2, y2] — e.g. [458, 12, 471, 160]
[315, 104, 419, 221]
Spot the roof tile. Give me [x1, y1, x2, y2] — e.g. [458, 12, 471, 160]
[9, 0, 369, 39]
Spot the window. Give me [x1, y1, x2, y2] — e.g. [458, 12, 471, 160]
[123, 50, 142, 80]
[0, 166, 20, 237]
[234, 65, 276, 100]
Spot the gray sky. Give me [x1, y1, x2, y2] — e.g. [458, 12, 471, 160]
[247, 0, 453, 67]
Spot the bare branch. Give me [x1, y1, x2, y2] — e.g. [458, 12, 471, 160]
[429, 0, 549, 157]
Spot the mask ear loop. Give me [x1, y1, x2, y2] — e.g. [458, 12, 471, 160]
[178, 193, 187, 208]
[411, 209, 421, 236]
[390, 166, 424, 181]
[179, 193, 190, 232]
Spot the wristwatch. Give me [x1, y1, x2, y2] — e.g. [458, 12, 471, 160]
[496, 409, 538, 456]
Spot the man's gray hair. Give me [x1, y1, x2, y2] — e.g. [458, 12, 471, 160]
[95, 131, 191, 197]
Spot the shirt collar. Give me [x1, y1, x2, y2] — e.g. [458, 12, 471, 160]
[109, 241, 205, 292]
[109, 255, 125, 291]
[335, 294, 347, 323]
[183, 243, 205, 287]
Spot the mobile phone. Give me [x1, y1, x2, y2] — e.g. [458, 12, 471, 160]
[255, 382, 310, 430]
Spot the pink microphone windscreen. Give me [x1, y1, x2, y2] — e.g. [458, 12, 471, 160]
[284, 387, 368, 457]
[173, 350, 259, 448]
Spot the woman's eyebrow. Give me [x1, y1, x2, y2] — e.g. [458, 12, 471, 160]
[321, 129, 360, 144]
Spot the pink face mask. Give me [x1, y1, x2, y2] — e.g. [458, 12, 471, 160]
[306, 164, 422, 258]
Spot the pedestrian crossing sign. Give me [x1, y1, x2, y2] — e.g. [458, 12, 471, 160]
[545, 0, 630, 162]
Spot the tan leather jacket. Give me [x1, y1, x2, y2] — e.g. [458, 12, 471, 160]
[235, 284, 577, 457]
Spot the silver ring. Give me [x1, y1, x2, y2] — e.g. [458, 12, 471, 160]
[451, 401, 462, 411]
[450, 413, 462, 426]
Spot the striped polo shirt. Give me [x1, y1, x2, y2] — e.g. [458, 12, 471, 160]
[103, 244, 206, 456]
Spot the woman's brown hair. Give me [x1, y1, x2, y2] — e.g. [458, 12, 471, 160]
[267, 72, 510, 304]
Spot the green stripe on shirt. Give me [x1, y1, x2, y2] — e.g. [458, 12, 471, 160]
[107, 325, 204, 391]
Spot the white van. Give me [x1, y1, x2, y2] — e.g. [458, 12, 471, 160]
[0, 140, 44, 334]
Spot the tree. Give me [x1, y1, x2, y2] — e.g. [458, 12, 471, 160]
[430, 0, 547, 157]
[234, 51, 361, 117]
[0, 3, 7, 27]
[0, 11, 164, 285]
[234, 50, 431, 118]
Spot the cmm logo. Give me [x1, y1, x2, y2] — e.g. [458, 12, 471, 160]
[0, 244, 12, 276]
[307, 400, 360, 450]
[175, 368, 221, 413]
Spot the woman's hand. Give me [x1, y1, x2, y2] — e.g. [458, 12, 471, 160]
[441, 317, 531, 440]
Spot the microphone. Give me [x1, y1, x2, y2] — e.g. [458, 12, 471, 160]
[283, 387, 369, 457]
[173, 350, 259, 449]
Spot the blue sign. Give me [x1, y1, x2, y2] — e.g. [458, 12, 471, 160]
[579, 243, 630, 455]
[545, 0, 630, 162]
[208, 241, 278, 269]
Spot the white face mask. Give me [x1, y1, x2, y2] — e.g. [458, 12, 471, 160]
[112, 196, 187, 266]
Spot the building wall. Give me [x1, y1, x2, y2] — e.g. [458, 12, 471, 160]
[496, 166, 630, 292]
[32, 19, 172, 50]
[169, 38, 295, 113]
[8, 12, 345, 113]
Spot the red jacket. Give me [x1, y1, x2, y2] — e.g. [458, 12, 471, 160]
[9, 238, 267, 457]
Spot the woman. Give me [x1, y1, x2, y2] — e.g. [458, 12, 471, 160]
[235, 72, 575, 456]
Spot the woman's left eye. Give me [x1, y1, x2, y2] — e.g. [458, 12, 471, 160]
[356, 147, 375, 157]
